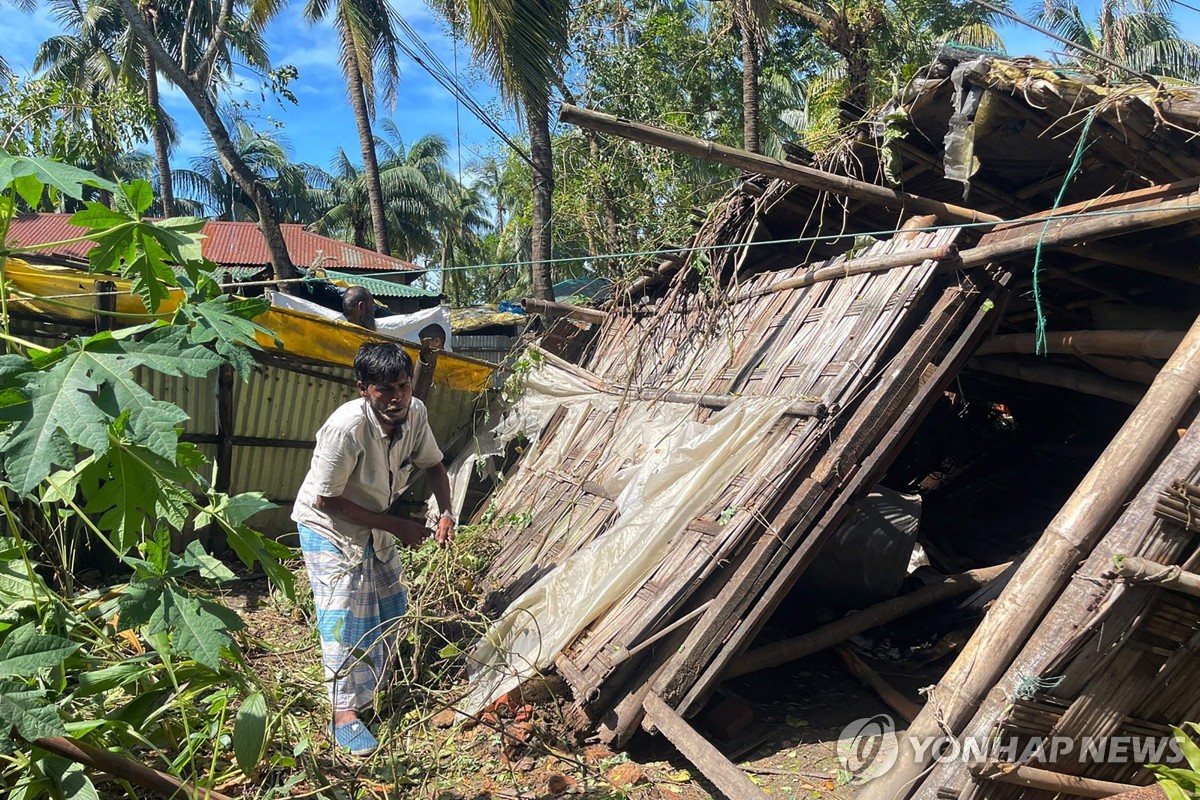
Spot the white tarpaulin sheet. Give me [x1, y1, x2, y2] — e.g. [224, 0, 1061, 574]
[267, 291, 453, 350]
[460, 360, 791, 712]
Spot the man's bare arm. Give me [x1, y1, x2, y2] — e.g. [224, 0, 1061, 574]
[316, 495, 427, 547]
[424, 462, 455, 545]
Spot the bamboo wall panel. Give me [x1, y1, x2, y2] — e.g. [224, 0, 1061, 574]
[477, 226, 966, 720]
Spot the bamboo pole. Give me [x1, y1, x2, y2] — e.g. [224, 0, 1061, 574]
[522, 297, 609, 325]
[1111, 554, 1200, 597]
[559, 104, 1003, 225]
[642, 693, 769, 800]
[32, 735, 233, 800]
[969, 356, 1147, 404]
[723, 563, 1011, 679]
[835, 645, 922, 722]
[861, 306, 1200, 800]
[743, 244, 959, 299]
[977, 330, 1184, 359]
[973, 761, 1142, 798]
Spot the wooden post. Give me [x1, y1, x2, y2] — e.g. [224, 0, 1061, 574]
[93, 280, 116, 332]
[32, 735, 233, 800]
[559, 104, 1002, 226]
[859, 307, 1200, 800]
[642, 693, 769, 800]
[413, 344, 437, 402]
[743, 244, 959, 299]
[207, 363, 236, 553]
[1111, 554, 1200, 597]
[724, 563, 1011, 679]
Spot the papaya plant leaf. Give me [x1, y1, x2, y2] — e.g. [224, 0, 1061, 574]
[178, 297, 270, 379]
[233, 691, 269, 775]
[148, 586, 241, 670]
[68, 203, 132, 230]
[0, 153, 116, 201]
[114, 581, 162, 629]
[121, 179, 154, 215]
[223, 524, 295, 601]
[173, 540, 237, 583]
[78, 441, 193, 550]
[0, 624, 80, 676]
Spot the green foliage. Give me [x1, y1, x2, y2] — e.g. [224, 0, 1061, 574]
[1149, 723, 1200, 800]
[0, 153, 294, 797]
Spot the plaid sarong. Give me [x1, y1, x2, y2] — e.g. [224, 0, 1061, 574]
[298, 525, 408, 712]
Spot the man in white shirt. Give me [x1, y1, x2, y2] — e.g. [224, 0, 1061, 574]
[292, 342, 454, 755]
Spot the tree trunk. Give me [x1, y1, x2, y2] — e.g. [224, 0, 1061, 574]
[114, 0, 298, 284]
[341, 19, 390, 256]
[526, 96, 555, 301]
[142, 5, 175, 217]
[740, 22, 761, 154]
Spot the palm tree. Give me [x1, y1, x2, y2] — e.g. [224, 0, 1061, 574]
[1036, 0, 1200, 82]
[457, 0, 571, 301]
[438, 182, 491, 303]
[730, 0, 771, 153]
[295, 0, 400, 256]
[175, 118, 322, 222]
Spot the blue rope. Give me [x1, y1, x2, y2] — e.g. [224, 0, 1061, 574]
[1032, 110, 1097, 355]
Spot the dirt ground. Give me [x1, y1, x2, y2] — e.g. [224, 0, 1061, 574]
[229, 574, 937, 800]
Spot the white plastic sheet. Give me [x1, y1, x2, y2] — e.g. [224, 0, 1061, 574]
[459, 360, 791, 712]
[267, 291, 453, 350]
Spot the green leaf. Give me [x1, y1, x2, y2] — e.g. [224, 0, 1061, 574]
[43, 755, 100, 800]
[147, 587, 241, 670]
[438, 643, 462, 659]
[0, 154, 117, 201]
[74, 659, 153, 696]
[233, 691, 269, 775]
[78, 442, 193, 551]
[178, 297, 269, 379]
[115, 581, 162, 629]
[0, 624, 80, 676]
[1159, 779, 1191, 800]
[0, 689, 67, 741]
[1172, 726, 1200, 773]
[121, 179, 154, 215]
[2, 329, 226, 493]
[224, 525, 295, 601]
[173, 540, 237, 583]
[68, 203, 132, 230]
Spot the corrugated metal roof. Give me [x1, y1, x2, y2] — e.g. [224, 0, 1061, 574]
[322, 270, 440, 298]
[6, 213, 423, 273]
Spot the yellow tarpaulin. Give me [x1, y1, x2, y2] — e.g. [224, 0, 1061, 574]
[4, 258, 495, 393]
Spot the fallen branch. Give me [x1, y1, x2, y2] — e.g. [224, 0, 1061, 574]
[32, 735, 233, 800]
[834, 646, 921, 723]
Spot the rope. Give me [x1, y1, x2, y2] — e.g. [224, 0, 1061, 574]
[1013, 674, 1065, 701]
[1030, 109, 1097, 355]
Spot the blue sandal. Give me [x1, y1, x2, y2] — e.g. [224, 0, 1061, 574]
[331, 719, 378, 756]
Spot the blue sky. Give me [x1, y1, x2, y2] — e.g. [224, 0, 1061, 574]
[3, 0, 1199, 181]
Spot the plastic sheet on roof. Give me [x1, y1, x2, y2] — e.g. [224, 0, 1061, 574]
[269, 290, 454, 351]
[459, 358, 792, 713]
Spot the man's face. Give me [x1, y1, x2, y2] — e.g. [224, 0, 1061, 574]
[348, 300, 375, 329]
[358, 372, 412, 428]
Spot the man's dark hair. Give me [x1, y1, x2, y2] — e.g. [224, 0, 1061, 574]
[343, 286, 372, 316]
[354, 342, 413, 385]
[418, 323, 447, 344]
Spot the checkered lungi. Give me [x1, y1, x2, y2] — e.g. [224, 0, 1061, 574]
[298, 525, 408, 712]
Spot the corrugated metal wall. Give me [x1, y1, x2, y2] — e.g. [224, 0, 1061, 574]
[14, 320, 483, 537]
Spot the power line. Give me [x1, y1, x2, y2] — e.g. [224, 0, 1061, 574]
[392, 14, 534, 170]
[1166, 0, 1200, 17]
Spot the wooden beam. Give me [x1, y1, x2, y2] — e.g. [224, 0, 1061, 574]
[723, 563, 1011, 679]
[560, 104, 1002, 226]
[973, 760, 1141, 799]
[742, 244, 959, 299]
[969, 356, 1146, 404]
[977, 330, 1183, 359]
[835, 646, 921, 722]
[523, 296, 610, 325]
[642, 693, 769, 800]
[1111, 554, 1200, 597]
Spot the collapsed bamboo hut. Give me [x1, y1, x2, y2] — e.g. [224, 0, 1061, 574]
[458, 46, 1200, 800]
